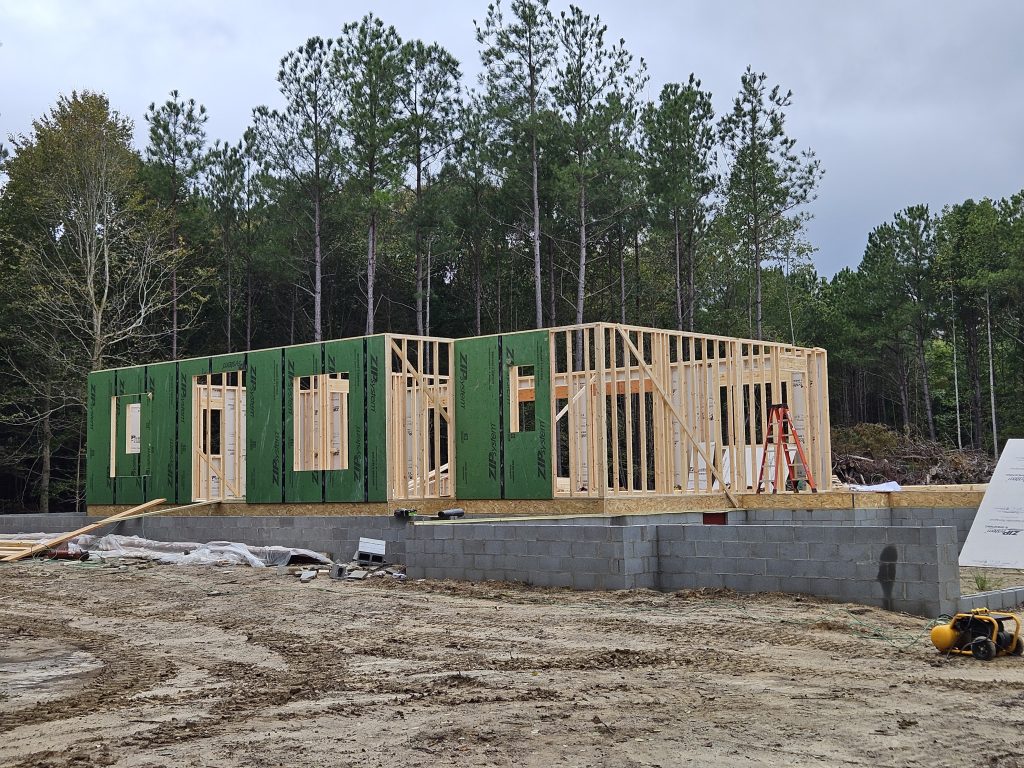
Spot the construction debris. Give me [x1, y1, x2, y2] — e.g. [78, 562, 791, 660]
[0, 498, 167, 562]
[832, 424, 996, 486]
[0, 531, 331, 569]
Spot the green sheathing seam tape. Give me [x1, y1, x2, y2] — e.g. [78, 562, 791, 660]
[453, 335, 502, 499]
[113, 366, 147, 505]
[246, 348, 284, 503]
[324, 338, 366, 502]
[85, 370, 115, 505]
[365, 336, 388, 502]
[284, 343, 324, 503]
[502, 330, 552, 499]
[146, 361, 177, 503]
[176, 356, 212, 504]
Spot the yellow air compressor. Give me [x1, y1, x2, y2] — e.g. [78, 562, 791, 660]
[931, 608, 1023, 661]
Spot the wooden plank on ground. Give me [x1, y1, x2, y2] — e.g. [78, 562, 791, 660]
[0, 498, 166, 563]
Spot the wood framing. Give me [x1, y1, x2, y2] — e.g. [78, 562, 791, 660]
[386, 334, 455, 501]
[548, 323, 830, 501]
[86, 322, 831, 510]
[192, 371, 246, 502]
[293, 373, 350, 472]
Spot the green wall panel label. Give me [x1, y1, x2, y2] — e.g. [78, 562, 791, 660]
[176, 357, 211, 503]
[454, 336, 502, 499]
[324, 338, 366, 502]
[365, 336, 387, 502]
[146, 361, 177, 504]
[502, 330, 552, 500]
[86, 370, 115, 505]
[211, 353, 247, 375]
[246, 348, 283, 503]
[284, 343, 323, 503]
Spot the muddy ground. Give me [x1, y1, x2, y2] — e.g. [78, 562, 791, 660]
[2, 561, 1024, 767]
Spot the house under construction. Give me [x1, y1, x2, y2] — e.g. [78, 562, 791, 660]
[86, 323, 832, 514]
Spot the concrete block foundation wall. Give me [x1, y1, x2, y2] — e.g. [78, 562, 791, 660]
[0, 513, 89, 534]
[728, 506, 977, 549]
[654, 524, 960, 616]
[407, 523, 961, 617]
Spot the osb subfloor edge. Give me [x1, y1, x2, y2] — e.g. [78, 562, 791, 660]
[86, 487, 984, 518]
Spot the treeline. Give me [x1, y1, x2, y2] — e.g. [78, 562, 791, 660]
[0, 2, 1018, 511]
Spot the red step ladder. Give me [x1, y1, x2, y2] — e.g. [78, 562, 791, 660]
[756, 403, 817, 494]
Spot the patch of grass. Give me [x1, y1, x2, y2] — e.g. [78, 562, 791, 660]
[973, 571, 1000, 592]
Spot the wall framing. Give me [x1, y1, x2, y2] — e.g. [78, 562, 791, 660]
[86, 323, 832, 511]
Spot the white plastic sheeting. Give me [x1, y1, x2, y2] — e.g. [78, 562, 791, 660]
[0, 532, 330, 568]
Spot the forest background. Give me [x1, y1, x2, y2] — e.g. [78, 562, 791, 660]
[1, 2, 1020, 511]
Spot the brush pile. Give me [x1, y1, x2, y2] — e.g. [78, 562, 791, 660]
[831, 423, 996, 486]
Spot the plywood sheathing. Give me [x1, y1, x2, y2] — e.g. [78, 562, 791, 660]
[85, 486, 984, 519]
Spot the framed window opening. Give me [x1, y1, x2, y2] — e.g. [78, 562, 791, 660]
[509, 364, 536, 434]
[293, 372, 350, 472]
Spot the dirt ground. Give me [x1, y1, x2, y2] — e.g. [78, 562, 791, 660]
[3, 561, 1024, 768]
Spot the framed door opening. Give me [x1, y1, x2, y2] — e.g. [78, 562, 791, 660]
[193, 371, 246, 501]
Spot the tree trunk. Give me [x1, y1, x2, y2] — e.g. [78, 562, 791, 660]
[574, 183, 587, 371]
[425, 239, 432, 336]
[365, 212, 377, 335]
[915, 328, 935, 440]
[415, 155, 424, 336]
[473, 240, 482, 336]
[40, 387, 52, 513]
[754, 237, 763, 341]
[245, 257, 253, 351]
[634, 231, 641, 324]
[75, 430, 83, 514]
[225, 230, 232, 352]
[171, 267, 178, 359]
[531, 133, 543, 329]
[547, 234, 556, 326]
[963, 319, 984, 449]
[896, 350, 911, 435]
[687, 233, 696, 333]
[619, 234, 626, 325]
[673, 211, 683, 331]
[986, 291, 998, 457]
[313, 191, 323, 342]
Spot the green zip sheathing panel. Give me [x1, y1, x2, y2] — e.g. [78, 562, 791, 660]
[146, 361, 177, 503]
[176, 357, 212, 503]
[453, 335, 502, 499]
[86, 370, 116, 505]
[113, 366, 147, 505]
[502, 330, 552, 499]
[246, 348, 283, 503]
[284, 343, 323, 503]
[324, 338, 366, 502]
[365, 336, 387, 502]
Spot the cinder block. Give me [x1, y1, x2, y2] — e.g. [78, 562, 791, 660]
[543, 571, 572, 589]
[690, 540, 725, 559]
[735, 526, 767, 542]
[694, 571, 725, 589]
[764, 526, 796, 543]
[781, 576, 813, 595]
[905, 581, 941, 603]
[903, 543, 941, 564]
[766, 558, 809, 579]
[474, 554, 495, 570]
[886, 527, 920, 544]
[776, 542, 810, 561]
[483, 540, 506, 555]
[572, 572, 603, 590]
[807, 542, 840, 561]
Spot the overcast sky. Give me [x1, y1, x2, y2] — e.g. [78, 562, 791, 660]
[2, 0, 1021, 276]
